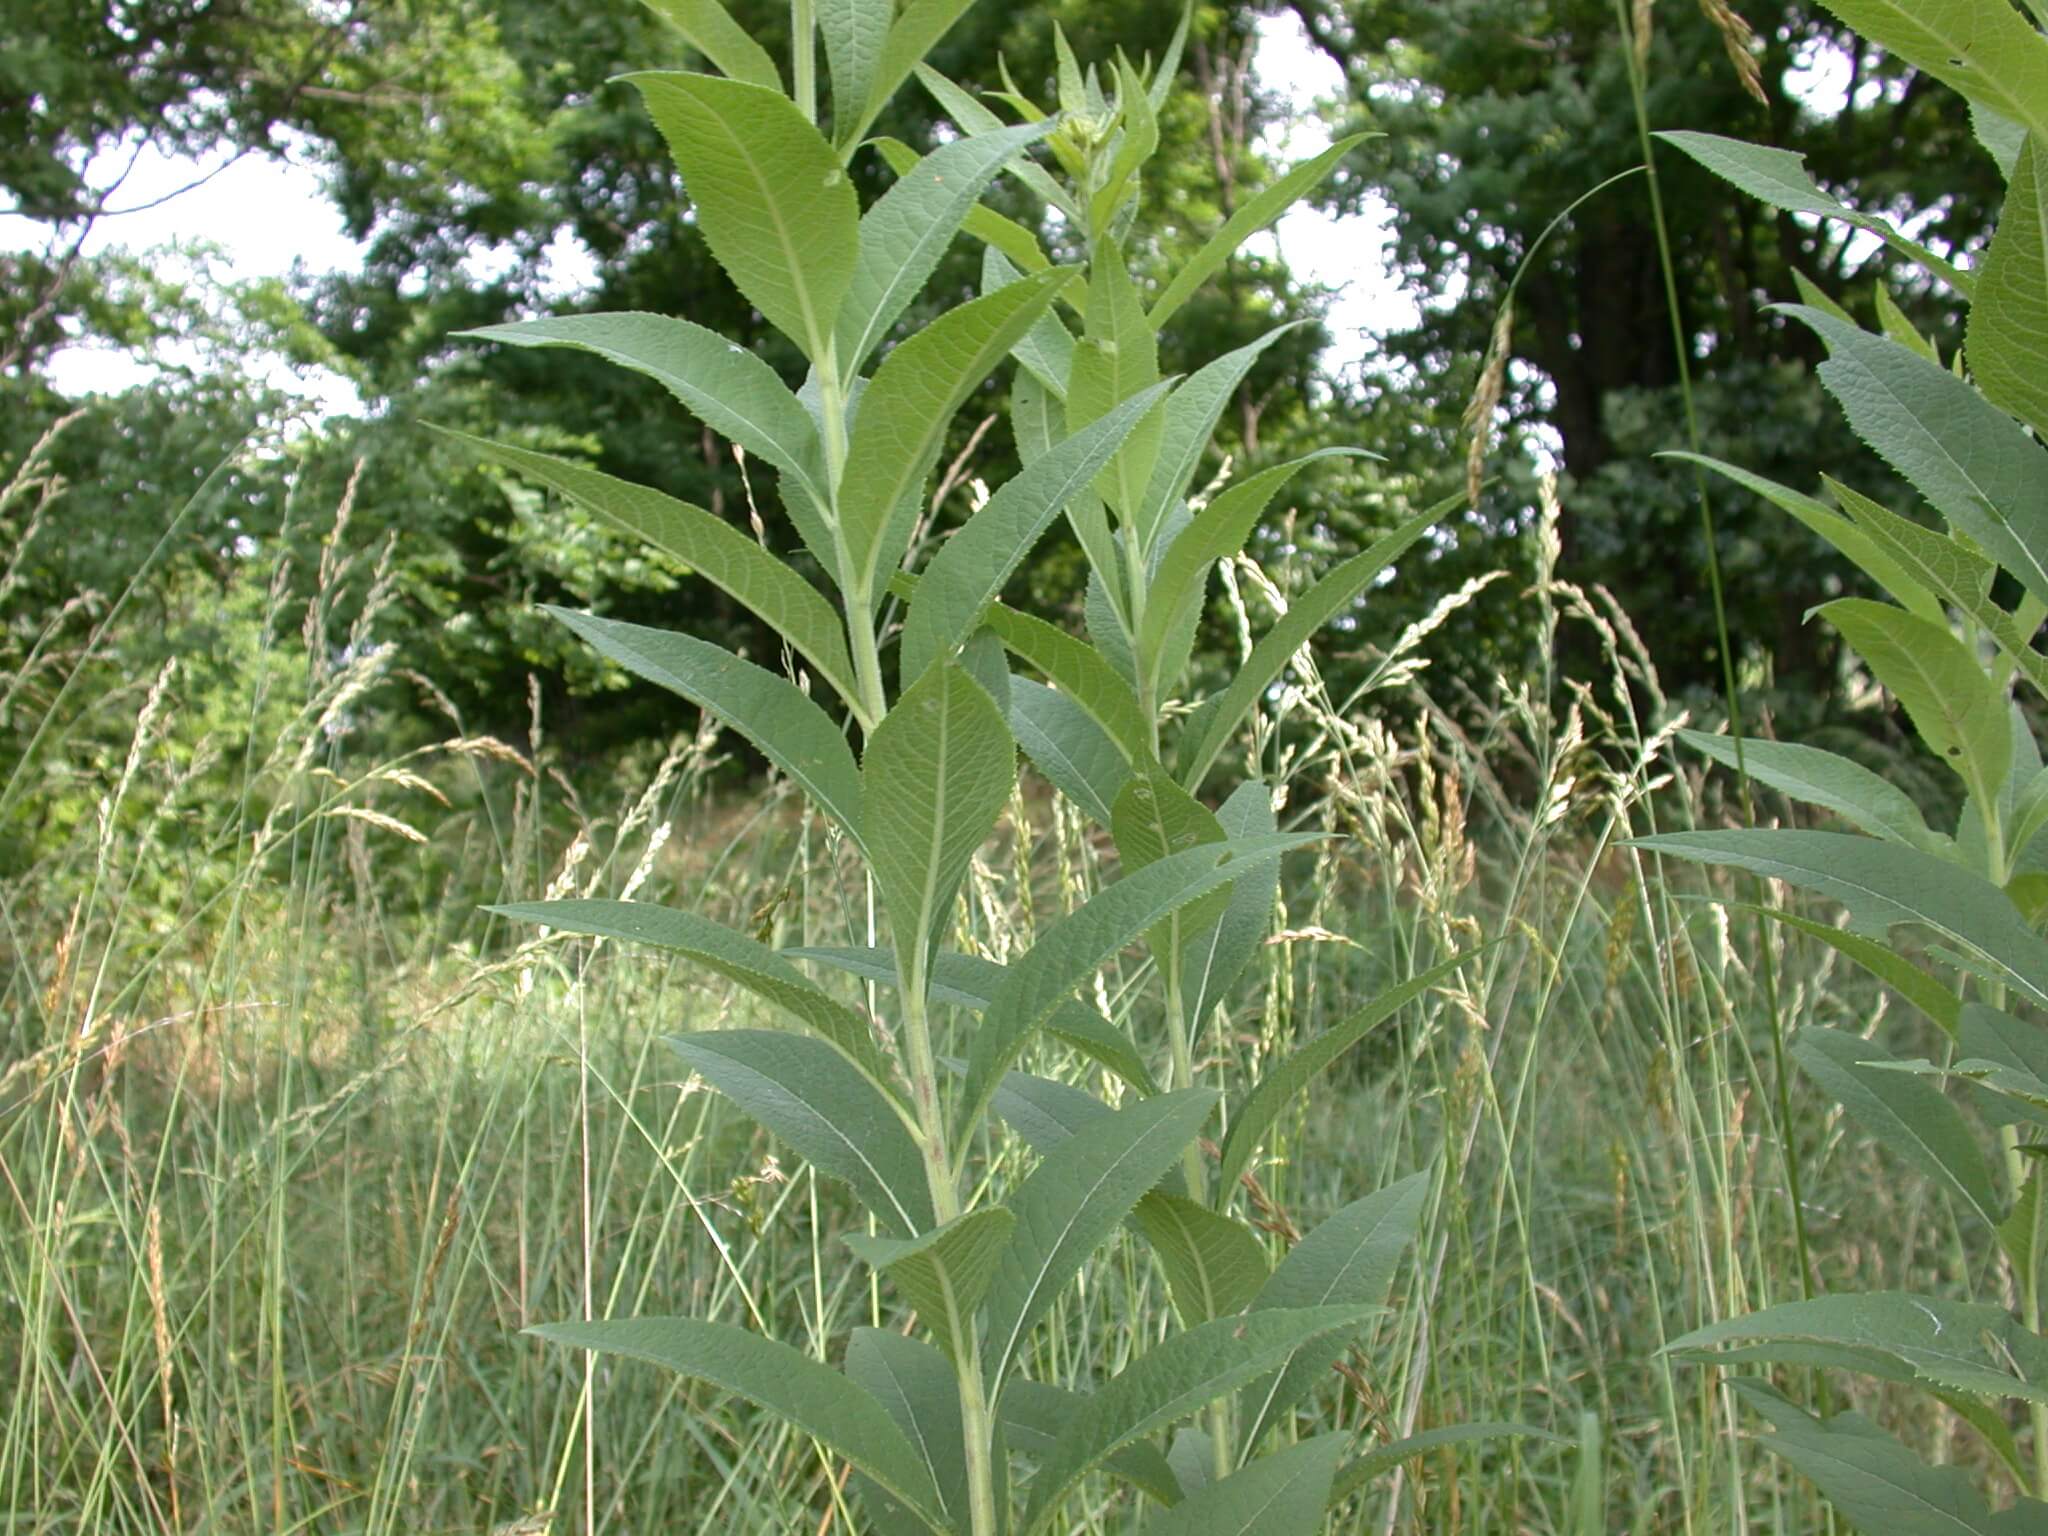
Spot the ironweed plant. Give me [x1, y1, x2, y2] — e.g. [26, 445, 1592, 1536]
[1641, 1, 2048, 1527]
[445, 2, 1487, 1532]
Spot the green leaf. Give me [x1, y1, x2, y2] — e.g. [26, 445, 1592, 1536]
[1151, 135, 1377, 328]
[1821, 599, 2010, 809]
[863, 663, 1016, 972]
[841, 267, 1076, 598]
[1141, 450, 1374, 704]
[1728, 1378, 2047, 1535]
[1792, 1026, 2003, 1234]
[979, 601, 1153, 763]
[989, 1070, 1111, 1154]
[958, 835, 1320, 1141]
[1216, 954, 1480, 1196]
[1009, 677, 1132, 825]
[1727, 904, 1961, 1037]
[837, 121, 1052, 376]
[999, 1381, 1182, 1507]
[982, 1088, 1217, 1390]
[1018, 1307, 1375, 1533]
[1133, 1192, 1269, 1324]
[1180, 780, 1281, 1035]
[448, 315, 831, 553]
[1971, 136, 2048, 438]
[875, 138, 1053, 276]
[1179, 500, 1449, 790]
[818, 0, 890, 146]
[1238, 1172, 1429, 1450]
[1959, 1002, 2048, 1127]
[913, 62, 1080, 222]
[449, 433, 858, 709]
[1654, 132, 1970, 293]
[1631, 829, 2048, 1010]
[530, 1316, 944, 1528]
[1811, 0, 2048, 145]
[901, 380, 1174, 684]
[843, 1331, 966, 1536]
[847, 1209, 1016, 1365]
[628, 73, 858, 362]
[1679, 730, 1946, 853]
[549, 607, 864, 846]
[1670, 1292, 2048, 1407]
[665, 1030, 934, 1236]
[1331, 1424, 1564, 1505]
[848, 0, 977, 150]
[1144, 1432, 1345, 1536]
[490, 900, 890, 1086]
[1112, 768, 1227, 953]
[1661, 453, 1944, 625]
[1067, 245, 1162, 518]
[638, 0, 783, 93]
[1976, 103, 2027, 180]
[1131, 324, 1308, 553]
[1780, 305, 2048, 611]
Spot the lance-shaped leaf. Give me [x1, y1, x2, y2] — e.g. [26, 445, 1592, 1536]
[1067, 245, 1162, 517]
[982, 1088, 1217, 1391]
[1813, 0, 2048, 144]
[1146, 1432, 1345, 1536]
[666, 1030, 934, 1236]
[818, 0, 890, 143]
[1331, 1423, 1563, 1505]
[902, 382, 1173, 685]
[864, 662, 1016, 970]
[1633, 829, 2048, 1010]
[999, 1381, 1181, 1507]
[451, 434, 857, 708]
[842, 267, 1076, 597]
[1133, 1192, 1268, 1325]
[1957, 1003, 2048, 1127]
[1179, 500, 1447, 790]
[1793, 1026, 2003, 1235]
[448, 315, 831, 549]
[980, 601, 1153, 763]
[1131, 324, 1307, 552]
[549, 607, 865, 848]
[845, 0, 978, 151]
[1972, 136, 2048, 438]
[1821, 599, 2010, 809]
[1670, 1292, 2048, 1407]
[1217, 952, 1479, 1195]
[957, 835, 1321, 1141]
[639, 0, 782, 93]
[1680, 730, 1947, 854]
[1238, 1173, 1428, 1450]
[989, 1070, 1112, 1154]
[1655, 132, 1969, 293]
[1729, 904, 1961, 1037]
[1141, 449, 1373, 703]
[1180, 780, 1280, 1035]
[847, 1209, 1016, 1364]
[1728, 1378, 2048, 1535]
[491, 900, 890, 1086]
[838, 121, 1052, 376]
[1009, 677, 1132, 826]
[1018, 1306, 1375, 1533]
[628, 73, 857, 362]
[1661, 453, 1944, 625]
[845, 1328, 968, 1536]
[1780, 304, 2048, 611]
[1112, 768, 1226, 954]
[984, 248, 1074, 396]
[531, 1316, 944, 1529]
[1151, 135, 1376, 328]
[789, 945, 1157, 1095]
[876, 138, 1053, 277]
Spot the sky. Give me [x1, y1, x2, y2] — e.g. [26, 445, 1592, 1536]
[1, 10, 1416, 413]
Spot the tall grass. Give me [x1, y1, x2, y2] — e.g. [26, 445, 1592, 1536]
[0, 400, 1933, 1533]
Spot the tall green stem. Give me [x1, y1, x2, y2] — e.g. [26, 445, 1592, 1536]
[791, 0, 817, 125]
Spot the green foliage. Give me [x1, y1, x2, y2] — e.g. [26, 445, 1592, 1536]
[470, 7, 1471, 1530]
[1641, 3, 2048, 1523]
